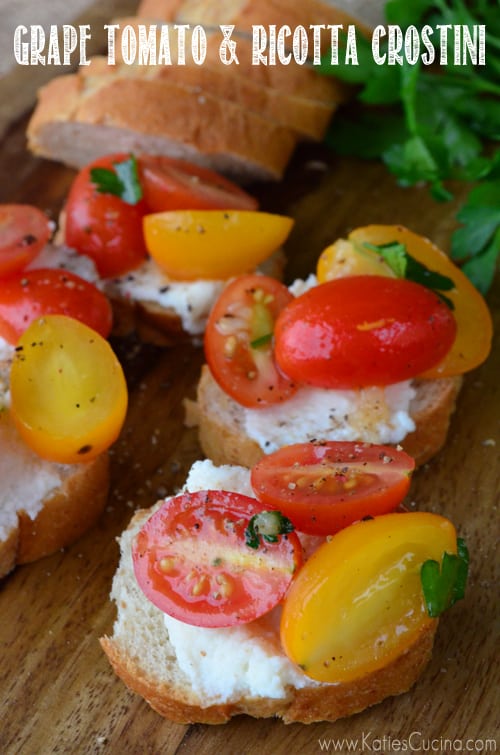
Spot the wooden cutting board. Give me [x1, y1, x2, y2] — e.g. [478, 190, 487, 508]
[0, 102, 499, 755]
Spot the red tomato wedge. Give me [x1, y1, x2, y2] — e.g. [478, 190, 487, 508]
[274, 275, 457, 389]
[205, 274, 297, 408]
[0, 205, 51, 278]
[65, 153, 148, 278]
[251, 442, 415, 536]
[0, 268, 112, 344]
[138, 155, 258, 212]
[132, 490, 303, 628]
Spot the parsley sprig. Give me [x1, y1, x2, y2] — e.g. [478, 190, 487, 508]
[90, 155, 143, 205]
[361, 240, 456, 308]
[245, 511, 295, 549]
[319, 0, 500, 293]
[420, 538, 469, 618]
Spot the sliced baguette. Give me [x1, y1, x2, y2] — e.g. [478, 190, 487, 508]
[136, 0, 357, 104]
[100, 497, 437, 725]
[27, 68, 298, 182]
[101, 24, 339, 140]
[0, 410, 109, 578]
[195, 365, 463, 468]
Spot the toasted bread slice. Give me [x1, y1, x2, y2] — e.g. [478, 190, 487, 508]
[0, 410, 109, 578]
[100, 496, 437, 725]
[195, 365, 463, 468]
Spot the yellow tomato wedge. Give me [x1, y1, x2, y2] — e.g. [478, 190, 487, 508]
[280, 512, 457, 684]
[317, 225, 492, 378]
[10, 315, 128, 464]
[143, 210, 294, 281]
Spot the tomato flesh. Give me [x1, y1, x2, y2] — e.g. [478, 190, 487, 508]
[143, 210, 293, 281]
[10, 315, 127, 464]
[138, 155, 258, 212]
[251, 441, 415, 536]
[205, 274, 297, 408]
[280, 512, 457, 683]
[65, 153, 148, 278]
[0, 268, 112, 344]
[0, 204, 51, 277]
[274, 275, 457, 388]
[133, 490, 303, 628]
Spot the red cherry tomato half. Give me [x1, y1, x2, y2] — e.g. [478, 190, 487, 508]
[132, 490, 303, 628]
[0, 204, 51, 278]
[251, 441, 415, 536]
[274, 276, 457, 389]
[0, 268, 112, 344]
[138, 154, 258, 212]
[65, 153, 148, 278]
[205, 274, 297, 408]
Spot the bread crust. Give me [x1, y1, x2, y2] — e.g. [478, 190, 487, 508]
[135, 0, 356, 104]
[0, 453, 109, 577]
[28, 69, 298, 181]
[102, 624, 436, 724]
[98, 27, 338, 140]
[196, 365, 463, 468]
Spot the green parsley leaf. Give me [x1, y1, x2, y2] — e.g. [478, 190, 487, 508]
[90, 167, 123, 196]
[462, 228, 500, 294]
[361, 240, 456, 307]
[250, 332, 273, 349]
[244, 511, 295, 550]
[319, 0, 500, 292]
[420, 538, 469, 618]
[90, 155, 143, 205]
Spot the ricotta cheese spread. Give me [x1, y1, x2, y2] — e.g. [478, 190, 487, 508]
[27, 242, 101, 284]
[243, 381, 417, 454]
[104, 258, 226, 336]
[0, 412, 68, 541]
[161, 460, 318, 702]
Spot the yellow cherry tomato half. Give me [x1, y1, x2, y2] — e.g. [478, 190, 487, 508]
[280, 512, 457, 684]
[317, 225, 492, 378]
[143, 210, 294, 281]
[10, 315, 128, 464]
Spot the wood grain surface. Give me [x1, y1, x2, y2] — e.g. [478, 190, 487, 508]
[0, 119, 498, 755]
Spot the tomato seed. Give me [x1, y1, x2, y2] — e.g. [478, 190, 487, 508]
[159, 557, 175, 573]
[224, 336, 237, 358]
[215, 573, 234, 598]
[192, 576, 208, 596]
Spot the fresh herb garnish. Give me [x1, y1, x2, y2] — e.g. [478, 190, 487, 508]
[245, 511, 295, 549]
[319, 0, 500, 293]
[420, 537, 469, 618]
[361, 240, 456, 308]
[90, 155, 143, 205]
[250, 332, 273, 349]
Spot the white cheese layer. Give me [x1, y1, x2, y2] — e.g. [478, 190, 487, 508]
[104, 259, 226, 336]
[161, 459, 317, 703]
[0, 336, 14, 364]
[0, 412, 68, 541]
[27, 243, 101, 284]
[243, 381, 416, 455]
